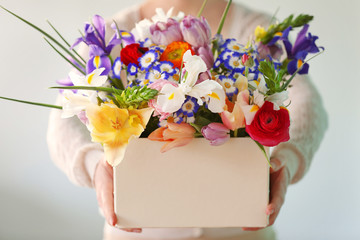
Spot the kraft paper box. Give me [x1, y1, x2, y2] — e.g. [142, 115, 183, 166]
[114, 138, 269, 228]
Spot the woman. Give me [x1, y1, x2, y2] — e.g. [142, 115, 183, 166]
[47, 0, 328, 239]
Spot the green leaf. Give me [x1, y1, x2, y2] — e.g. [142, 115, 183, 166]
[260, 13, 314, 44]
[50, 86, 118, 94]
[44, 38, 85, 74]
[190, 123, 203, 133]
[46, 20, 86, 64]
[0, 5, 86, 69]
[0, 96, 62, 109]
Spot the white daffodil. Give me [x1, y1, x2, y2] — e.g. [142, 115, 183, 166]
[69, 68, 108, 97]
[157, 50, 226, 114]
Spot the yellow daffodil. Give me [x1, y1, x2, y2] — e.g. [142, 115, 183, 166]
[86, 103, 153, 166]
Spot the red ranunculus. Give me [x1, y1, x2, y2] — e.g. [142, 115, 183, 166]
[246, 101, 290, 147]
[120, 43, 148, 66]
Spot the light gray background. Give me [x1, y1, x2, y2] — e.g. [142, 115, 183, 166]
[0, 0, 359, 239]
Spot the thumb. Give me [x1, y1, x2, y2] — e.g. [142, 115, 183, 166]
[270, 157, 285, 173]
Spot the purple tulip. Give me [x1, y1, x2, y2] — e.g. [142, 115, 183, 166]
[150, 18, 183, 46]
[195, 45, 214, 69]
[180, 16, 211, 48]
[201, 123, 230, 146]
[257, 42, 283, 61]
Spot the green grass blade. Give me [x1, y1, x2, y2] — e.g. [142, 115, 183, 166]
[0, 96, 62, 109]
[44, 37, 85, 75]
[0, 5, 86, 69]
[46, 20, 86, 64]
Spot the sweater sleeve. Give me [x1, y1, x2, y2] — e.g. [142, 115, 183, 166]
[47, 98, 104, 188]
[47, 6, 141, 188]
[271, 75, 328, 184]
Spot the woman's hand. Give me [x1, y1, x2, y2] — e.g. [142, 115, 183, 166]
[242, 158, 291, 231]
[93, 157, 142, 233]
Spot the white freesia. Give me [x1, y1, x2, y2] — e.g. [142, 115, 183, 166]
[69, 68, 107, 97]
[61, 90, 92, 118]
[157, 50, 226, 113]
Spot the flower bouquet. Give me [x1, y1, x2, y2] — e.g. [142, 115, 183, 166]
[0, 0, 323, 227]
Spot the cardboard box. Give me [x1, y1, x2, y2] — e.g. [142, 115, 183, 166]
[114, 138, 269, 228]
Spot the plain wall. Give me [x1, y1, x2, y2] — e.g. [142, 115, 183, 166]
[0, 0, 359, 239]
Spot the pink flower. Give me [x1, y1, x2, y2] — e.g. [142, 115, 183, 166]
[150, 18, 183, 46]
[220, 90, 248, 131]
[148, 123, 195, 152]
[180, 16, 211, 48]
[201, 123, 230, 146]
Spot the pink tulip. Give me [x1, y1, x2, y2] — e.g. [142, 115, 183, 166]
[150, 18, 183, 46]
[180, 16, 211, 48]
[201, 123, 230, 146]
[148, 123, 195, 152]
[220, 91, 248, 131]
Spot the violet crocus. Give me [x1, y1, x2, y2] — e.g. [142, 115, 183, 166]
[150, 18, 183, 46]
[201, 123, 230, 146]
[180, 16, 211, 48]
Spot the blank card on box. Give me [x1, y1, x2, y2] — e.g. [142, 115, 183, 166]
[114, 138, 269, 228]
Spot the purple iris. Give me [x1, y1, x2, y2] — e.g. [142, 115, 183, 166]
[86, 45, 112, 75]
[110, 23, 136, 47]
[72, 15, 121, 56]
[283, 24, 323, 74]
[268, 26, 292, 46]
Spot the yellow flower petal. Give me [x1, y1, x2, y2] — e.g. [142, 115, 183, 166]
[86, 104, 154, 166]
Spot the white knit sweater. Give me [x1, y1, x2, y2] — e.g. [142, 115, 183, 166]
[46, 3, 328, 239]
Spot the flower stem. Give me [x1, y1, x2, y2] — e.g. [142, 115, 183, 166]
[281, 50, 324, 91]
[51, 86, 118, 94]
[234, 128, 238, 137]
[197, 0, 208, 17]
[216, 0, 232, 35]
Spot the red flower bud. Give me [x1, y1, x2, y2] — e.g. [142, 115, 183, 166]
[241, 54, 249, 65]
[241, 54, 254, 67]
[246, 101, 290, 147]
[120, 43, 149, 66]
